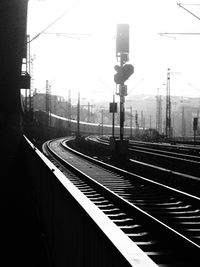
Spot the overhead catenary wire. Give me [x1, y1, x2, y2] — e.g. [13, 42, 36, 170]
[43, 32, 92, 40]
[160, 3, 200, 37]
[177, 3, 200, 6]
[43, 33, 81, 40]
[127, 78, 144, 96]
[44, 32, 92, 36]
[160, 32, 200, 35]
[187, 82, 200, 93]
[177, 3, 200, 22]
[29, 0, 80, 43]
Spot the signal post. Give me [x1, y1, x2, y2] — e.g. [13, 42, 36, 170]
[110, 24, 134, 156]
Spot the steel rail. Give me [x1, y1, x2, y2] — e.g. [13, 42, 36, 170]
[44, 137, 200, 265]
[26, 136, 156, 267]
[87, 136, 200, 178]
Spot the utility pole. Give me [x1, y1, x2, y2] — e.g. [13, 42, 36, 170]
[85, 102, 95, 122]
[141, 110, 144, 131]
[45, 80, 52, 127]
[156, 88, 162, 134]
[130, 106, 133, 138]
[22, 34, 31, 111]
[112, 95, 116, 137]
[149, 114, 152, 139]
[77, 92, 80, 137]
[46, 80, 49, 126]
[49, 85, 52, 127]
[90, 105, 95, 123]
[80, 103, 95, 122]
[135, 110, 139, 136]
[66, 90, 71, 135]
[181, 106, 185, 138]
[26, 35, 36, 112]
[87, 102, 90, 122]
[166, 69, 171, 138]
[27, 34, 32, 111]
[150, 114, 152, 129]
[101, 108, 104, 135]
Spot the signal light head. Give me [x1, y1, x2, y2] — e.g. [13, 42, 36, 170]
[114, 65, 121, 72]
[114, 64, 134, 84]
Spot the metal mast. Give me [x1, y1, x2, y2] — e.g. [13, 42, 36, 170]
[68, 90, 71, 129]
[181, 105, 186, 137]
[46, 80, 51, 127]
[130, 106, 133, 138]
[77, 92, 80, 137]
[156, 88, 162, 134]
[166, 69, 171, 138]
[26, 35, 31, 111]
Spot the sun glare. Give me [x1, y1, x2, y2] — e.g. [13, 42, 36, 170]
[28, 0, 200, 101]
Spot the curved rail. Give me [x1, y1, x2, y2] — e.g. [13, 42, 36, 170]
[86, 136, 200, 193]
[43, 137, 200, 266]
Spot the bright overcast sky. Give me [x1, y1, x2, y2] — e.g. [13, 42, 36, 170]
[27, 0, 200, 102]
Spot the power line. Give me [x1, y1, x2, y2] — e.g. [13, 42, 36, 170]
[44, 32, 92, 36]
[29, 0, 80, 43]
[160, 32, 200, 35]
[178, 3, 200, 6]
[98, 79, 114, 92]
[43, 33, 81, 40]
[127, 78, 144, 96]
[160, 3, 200, 37]
[43, 32, 92, 40]
[177, 2, 200, 22]
[187, 82, 200, 93]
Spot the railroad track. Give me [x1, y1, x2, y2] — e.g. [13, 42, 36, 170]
[129, 140, 200, 157]
[86, 136, 200, 192]
[129, 141, 200, 162]
[90, 136, 200, 177]
[128, 143, 200, 177]
[43, 137, 200, 266]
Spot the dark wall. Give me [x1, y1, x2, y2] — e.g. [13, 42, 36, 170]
[0, 2, 42, 266]
[0, 0, 28, 157]
[24, 138, 131, 267]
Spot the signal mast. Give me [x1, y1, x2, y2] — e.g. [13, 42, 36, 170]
[114, 24, 134, 140]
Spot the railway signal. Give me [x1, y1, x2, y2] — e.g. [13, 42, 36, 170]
[114, 64, 134, 84]
[114, 24, 134, 143]
[116, 24, 129, 58]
